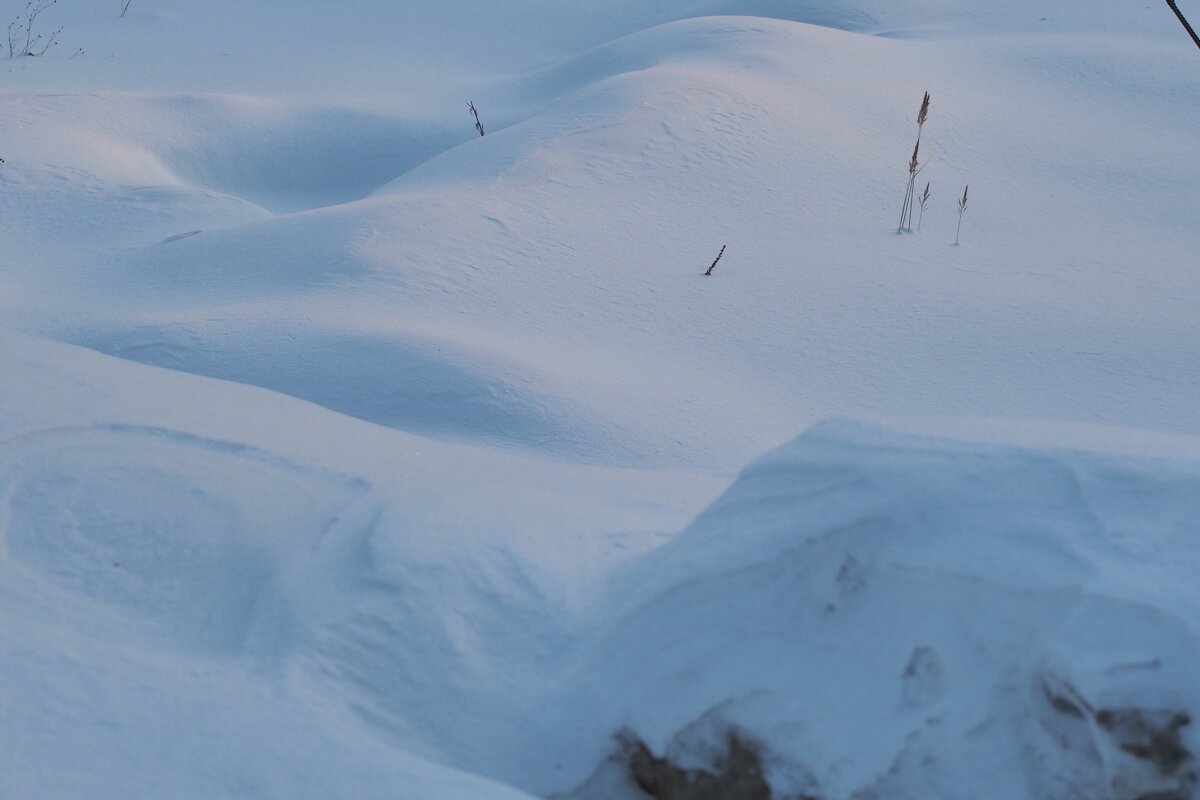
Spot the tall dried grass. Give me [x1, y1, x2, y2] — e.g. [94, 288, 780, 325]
[898, 92, 930, 233]
[955, 185, 969, 245]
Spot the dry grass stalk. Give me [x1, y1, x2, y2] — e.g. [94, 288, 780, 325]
[468, 101, 485, 137]
[898, 92, 931, 233]
[1165, 0, 1200, 51]
[7, 0, 60, 59]
[955, 185, 969, 245]
[705, 245, 726, 276]
[917, 182, 931, 230]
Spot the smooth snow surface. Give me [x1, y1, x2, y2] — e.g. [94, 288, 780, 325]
[2, 0, 1198, 797]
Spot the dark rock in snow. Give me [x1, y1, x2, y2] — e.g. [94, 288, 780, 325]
[626, 732, 775, 800]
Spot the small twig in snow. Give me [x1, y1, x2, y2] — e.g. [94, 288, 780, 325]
[1165, 0, 1200, 51]
[468, 101, 485, 137]
[704, 245, 726, 276]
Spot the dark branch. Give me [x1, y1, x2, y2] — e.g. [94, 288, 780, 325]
[1166, 0, 1200, 51]
[704, 245, 726, 276]
[468, 101, 485, 137]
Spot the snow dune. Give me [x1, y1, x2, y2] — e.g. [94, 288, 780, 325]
[6, 5, 1198, 470]
[2, 0, 1199, 797]
[5, 337, 1199, 798]
[0, 331, 715, 798]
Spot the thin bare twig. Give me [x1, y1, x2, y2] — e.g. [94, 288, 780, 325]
[468, 101, 485, 137]
[704, 245, 726, 276]
[1165, 0, 1200, 51]
[898, 92, 930, 233]
[955, 185, 969, 245]
[8, 0, 59, 59]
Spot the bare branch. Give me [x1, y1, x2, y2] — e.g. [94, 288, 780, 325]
[898, 92, 931, 232]
[955, 185, 969, 245]
[704, 245, 726, 276]
[468, 101, 485, 137]
[1165, 0, 1200, 51]
[8, 0, 59, 58]
[8, 17, 24, 60]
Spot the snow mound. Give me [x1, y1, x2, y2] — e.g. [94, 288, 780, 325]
[547, 419, 1200, 800]
[8, 9, 1199, 471]
[0, 330, 723, 799]
[0, 92, 460, 214]
[77, 319, 644, 461]
[0, 424, 367, 654]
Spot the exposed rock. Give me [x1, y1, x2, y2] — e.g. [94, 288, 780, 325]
[901, 645, 945, 707]
[1039, 669, 1197, 800]
[1095, 708, 1191, 774]
[835, 555, 866, 594]
[1093, 706, 1197, 800]
[625, 731, 776, 800]
[1041, 672, 1093, 719]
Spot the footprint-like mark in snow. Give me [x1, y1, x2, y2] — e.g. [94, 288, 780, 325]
[0, 424, 368, 654]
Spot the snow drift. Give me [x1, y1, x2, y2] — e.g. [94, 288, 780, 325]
[547, 419, 1200, 800]
[3, 333, 1199, 799]
[3, 0, 1199, 797]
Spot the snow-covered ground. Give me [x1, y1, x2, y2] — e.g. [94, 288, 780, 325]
[2, 1, 1199, 798]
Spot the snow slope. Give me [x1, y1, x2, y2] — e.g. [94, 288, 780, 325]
[5, 339, 1199, 798]
[0, 330, 720, 798]
[4, 1, 1199, 469]
[547, 419, 1200, 799]
[2, 0, 1199, 797]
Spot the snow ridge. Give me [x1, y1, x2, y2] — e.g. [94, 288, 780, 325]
[2, 0, 1198, 797]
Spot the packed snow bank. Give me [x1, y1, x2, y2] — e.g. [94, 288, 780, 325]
[6, 11, 1199, 471]
[13, 325, 1199, 800]
[0, 92, 460, 214]
[543, 419, 1200, 800]
[4, 0, 1180, 99]
[0, 330, 721, 800]
[0, 424, 368, 654]
[3, 0, 1199, 796]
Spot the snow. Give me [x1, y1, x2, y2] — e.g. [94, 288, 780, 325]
[2, 0, 1199, 797]
[539, 419, 1200, 797]
[0, 330, 717, 798]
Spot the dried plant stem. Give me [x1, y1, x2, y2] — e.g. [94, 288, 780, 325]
[917, 182, 931, 231]
[468, 102, 485, 137]
[955, 185, 969, 245]
[898, 143, 917, 232]
[898, 92, 930, 233]
[7, 0, 60, 59]
[1165, 0, 1200, 51]
[705, 245, 726, 276]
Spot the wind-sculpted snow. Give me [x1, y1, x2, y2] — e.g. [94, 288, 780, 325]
[2, 0, 1199, 797]
[83, 321, 634, 461]
[4, 307, 1200, 800]
[0, 424, 367, 654]
[543, 420, 1200, 799]
[0, 93, 460, 215]
[5, 10, 1199, 471]
[0, 332, 719, 798]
